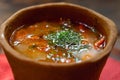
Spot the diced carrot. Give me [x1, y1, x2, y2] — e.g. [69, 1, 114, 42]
[81, 54, 93, 61]
[82, 40, 89, 45]
[94, 36, 105, 49]
[79, 24, 85, 32]
[15, 29, 27, 40]
[79, 24, 84, 29]
[30, 35, 40, 40]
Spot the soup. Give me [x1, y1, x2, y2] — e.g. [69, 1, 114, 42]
[10, 18, 106, 63]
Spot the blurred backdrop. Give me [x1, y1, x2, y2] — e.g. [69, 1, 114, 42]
[0, 0, 120, 59]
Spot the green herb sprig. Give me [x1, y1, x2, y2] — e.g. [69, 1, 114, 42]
[45, 29, 82, 49]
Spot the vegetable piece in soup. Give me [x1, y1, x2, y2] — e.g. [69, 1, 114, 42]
[10, 18, 106, 63]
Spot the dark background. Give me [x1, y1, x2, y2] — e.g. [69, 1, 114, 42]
[0, 0, 120, 60]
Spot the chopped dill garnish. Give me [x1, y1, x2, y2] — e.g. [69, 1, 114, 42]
[45, 29, 82, 49]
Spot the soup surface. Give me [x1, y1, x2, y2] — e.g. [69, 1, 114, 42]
[10, 18, 106, 63]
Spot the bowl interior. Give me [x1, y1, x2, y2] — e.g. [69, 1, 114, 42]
[2, 3, 117, 63]
[5, 4, 108, 41]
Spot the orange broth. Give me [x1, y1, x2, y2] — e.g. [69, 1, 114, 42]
[10, 18, 106, 63]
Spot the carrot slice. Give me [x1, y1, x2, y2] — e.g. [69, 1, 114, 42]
[94, 36, 105, 49]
